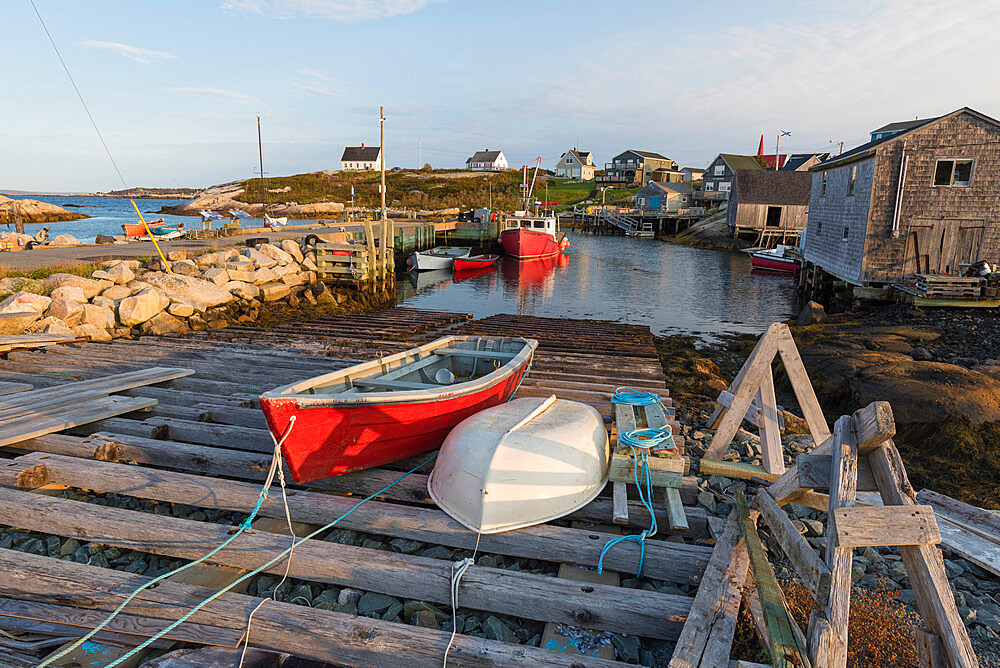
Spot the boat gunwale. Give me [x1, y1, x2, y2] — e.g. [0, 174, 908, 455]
[259, 335, 537, 407]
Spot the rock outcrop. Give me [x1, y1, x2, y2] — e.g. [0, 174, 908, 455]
[0, 195, 88, 224]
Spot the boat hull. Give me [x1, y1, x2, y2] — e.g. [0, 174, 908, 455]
[751, 253, 799, 273]
[501, 229, 564, 260]
[121, 223, 182, 238]
[453, 254, 500, 271]
[410, 247, 471, 271]
[258, 336, 536, 483]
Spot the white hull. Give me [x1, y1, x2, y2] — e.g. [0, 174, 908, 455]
[410, 247, 471, 271]
[265, 215, 288, 226]
[428, 396, 609, 534]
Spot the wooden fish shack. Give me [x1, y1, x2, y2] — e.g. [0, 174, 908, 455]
[800, 107, 1000, 307]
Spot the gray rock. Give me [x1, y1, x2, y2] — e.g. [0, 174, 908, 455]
[791, 520, 808, 535]
[338, 588, 362, 607]
[978, 603, 1000, 632]
[797, 300, 827, 326]
[404, 600, 448, 623]
[423, 545, 454, 560]
[697, 490, 717, 513]
[801, 519, 824, 537]
[412, 609, 442, 628]
[911, 346, 933, 361]
[287, 583, 314, 606]
[612, 635, 641, 663]
[483, 616, 518, 644]
[313, 589, 339, 611]
[381, 600, 404, 621]
[358, 592, 396, 615]
[389, 538, 423, 554]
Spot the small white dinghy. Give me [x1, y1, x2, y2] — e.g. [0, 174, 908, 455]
[428, 395, 609, 534]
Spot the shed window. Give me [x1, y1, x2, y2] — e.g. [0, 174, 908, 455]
[821, 171, 827, 197]
[842, 227, 849, 241]
[934, 159, 974, 187]
[848, 166, 857, 196]
[566, 156, 573, 164]
[704, 182, 714, 191]
[714, 165, 724, 175]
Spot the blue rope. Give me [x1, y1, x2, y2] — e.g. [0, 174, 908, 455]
[597, 443, 658, 578]
[610, 386, 663, 407]
[618, 426, 675, 451]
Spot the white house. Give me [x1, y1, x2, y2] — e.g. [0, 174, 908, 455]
[465, 149, 508, 171]
[341, 144, 382, 171]
[555, 149, 595, 180]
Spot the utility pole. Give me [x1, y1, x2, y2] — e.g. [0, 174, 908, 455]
[380, 106, 386, 221]
[418, 137, 421, 169]
[257, 115, 266, 216]
[775, 131, 790, 169]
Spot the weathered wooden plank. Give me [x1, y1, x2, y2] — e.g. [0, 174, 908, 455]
[667, 512, 750, 668]
[714, 390, 784, 431]
[867, 441, 979, 668]
[767, 433, 835, 507]
[0, 484, 689, 640]
[757, 369, 785, 475]
[0, 549, 623, 668]
[699, 459, 780, 483]
[0, 381, 32, 396]
[756, 487, 831, 606]
[3, 453, 712, 585]
[612, 482, 629, 525]
[664, 487, 689, 532]
[833, 505, 941, 548]
[735, 491, 810, 668]
[934, 514, 1000, 577]
[796, 454, 878, 492]
[818, 415, 858, 668]
[916, 488, 1000, 538]
[775, 327, 830, 445]
[852, 401, 895, 454]
[0, 396, 156, 448]
[609, 452, 683, 487]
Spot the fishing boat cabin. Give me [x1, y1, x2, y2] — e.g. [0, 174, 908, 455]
[801, 107, 1000, 299]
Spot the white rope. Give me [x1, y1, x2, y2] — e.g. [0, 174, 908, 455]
[238, 420, 298, 668]
[443, 532, 481, 668]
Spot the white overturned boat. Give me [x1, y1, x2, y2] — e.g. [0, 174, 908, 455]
[428, 395, 609, 533]
[410, 246, 471, 271]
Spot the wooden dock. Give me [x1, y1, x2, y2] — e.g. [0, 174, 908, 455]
[0, 309, 755, 666]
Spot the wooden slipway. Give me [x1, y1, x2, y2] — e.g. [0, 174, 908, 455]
[0, 308, 750, 666]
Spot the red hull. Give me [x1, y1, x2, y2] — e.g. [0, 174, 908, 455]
[453, 254, 499, 271]
[259, 361, 530, 483]
[501, 229, 564, 259]
[751, 254, 799, 273]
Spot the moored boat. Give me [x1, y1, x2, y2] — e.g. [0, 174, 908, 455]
[428, 395, 609, 533]
[259, 335, 538, 483]
[410, 246, 471, 271]
[748, 244, 799, 273]
[453, 253, 500, 271]
[500, 216, 569, 260]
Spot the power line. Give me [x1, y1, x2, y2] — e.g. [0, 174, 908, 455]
[29, 0, 129, 190]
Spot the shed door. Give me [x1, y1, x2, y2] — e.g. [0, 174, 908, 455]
[649, 195, 661, 210]
[906, 219, 984, 275]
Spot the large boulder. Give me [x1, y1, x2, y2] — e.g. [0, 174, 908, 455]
[140, 312, 188, 335]
[243, 247, 277, 269]
[0, 311, 41, 335]
[49, 234, 81, 247]
[258, 282, 292, 302]
[0, 291, 51, 315]
[796, 301, 828, 327]
[91, 295, 117, 311]
[101, 284, 131, 301]
[73, 323, 113, 342]
[258, 243, 294, 265]
[104, 262, 136, 285]
[194, 249, 239, 267]
[202, 267, 230, 286]
[45, 298, 85, 326]
[251, 267, 278, 285]
[280, 239, 304, 263]
[170, 259, 202, 277]
[82, 304, 115, 330]
[167, 302, 195, 318]
[50, 285, 87, 304]
[139, 272, 235, 312]
[41, 274, 108, 299]
[225, 281, 259, 300]
[118, 288, 169, 326]
[31, 316, 76, 337]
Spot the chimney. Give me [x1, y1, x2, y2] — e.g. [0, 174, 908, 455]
[361, 142, 365, 148]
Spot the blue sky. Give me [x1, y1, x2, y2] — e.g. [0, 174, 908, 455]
[4, 0, 1000, 191]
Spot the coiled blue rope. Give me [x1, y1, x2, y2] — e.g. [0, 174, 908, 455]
[618, 426, 675, 451]
[611, 386, 663, 407]
[597, 442, 657, 577]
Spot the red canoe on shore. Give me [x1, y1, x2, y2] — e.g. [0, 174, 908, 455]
[453, 254, 500, 271]
[258, 335, 537, 483]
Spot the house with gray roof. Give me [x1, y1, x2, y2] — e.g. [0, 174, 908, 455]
[726, 169, 813, 241]
[465, 150, 508, 171]
[555, 149, 595, 180]
[635, 181, 694, 213]
[597, 150, 678, 185]
[340, 144, 382, 171]
[699, 153, 764, 201]
[803, 107, 1000, 291]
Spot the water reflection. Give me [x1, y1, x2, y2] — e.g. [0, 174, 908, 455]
[396, 232, 798, 341]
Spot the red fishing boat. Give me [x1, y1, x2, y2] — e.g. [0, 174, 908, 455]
[258, 335, 537, 483]
[453, 253, 500, 271]
[500, 216, 569, 260]
[747, 245, 799, 273]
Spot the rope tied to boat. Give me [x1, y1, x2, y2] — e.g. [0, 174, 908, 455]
[38, 416, 299, 668]
[597, 442, 658, 578]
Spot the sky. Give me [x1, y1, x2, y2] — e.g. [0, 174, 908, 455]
[4, 0, 1000, 192]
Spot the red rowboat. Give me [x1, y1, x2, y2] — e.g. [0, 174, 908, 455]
[258, 335, 538, 483]
[453, 254, 500, 271]
[500, 215, 569, 260]
[749, 245, 799, 273]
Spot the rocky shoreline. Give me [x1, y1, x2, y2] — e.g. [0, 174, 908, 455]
[0, 194, 88, 224]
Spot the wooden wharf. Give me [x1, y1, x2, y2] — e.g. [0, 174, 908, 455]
[0, 308, 751, 667]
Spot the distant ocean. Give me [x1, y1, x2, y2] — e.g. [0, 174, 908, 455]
[5, 195, 262, 243]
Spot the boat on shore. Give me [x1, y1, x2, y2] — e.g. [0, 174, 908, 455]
[428, 395, 609, 533]
[258, 335, 538, 483]
[746, 244, 799, 273]
[453, 253, 500, 271]
[410, 246, 471, 271]
[121, 220, 184, 239]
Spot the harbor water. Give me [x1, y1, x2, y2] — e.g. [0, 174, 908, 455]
[398, 232, 798, 341]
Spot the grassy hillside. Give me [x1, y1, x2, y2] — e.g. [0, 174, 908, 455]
[242, 170, 633, 211]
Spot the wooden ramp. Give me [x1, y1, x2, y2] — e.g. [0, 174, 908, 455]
[0, 311, 723, 666]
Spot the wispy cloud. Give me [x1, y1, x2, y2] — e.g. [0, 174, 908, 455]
[163, 87, 262, 106]
[78, 39, 176, 64]
[220, 0, 447, 22]
[292, 69, 345, 98]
